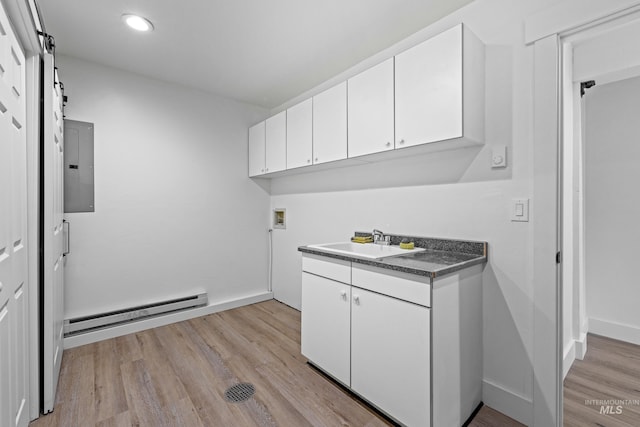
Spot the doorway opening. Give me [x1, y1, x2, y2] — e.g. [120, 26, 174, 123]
[561, 10, 640, 424]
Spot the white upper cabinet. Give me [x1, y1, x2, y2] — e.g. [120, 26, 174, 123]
[247, 23, 484, 178]
[286, 99, 313, 169]
[265, 111, 287, 173]
[395, 24, 484, 149]
[312, 82, 347, 165]
[348, 58, 395, 158]
[248, 121, 265, 177]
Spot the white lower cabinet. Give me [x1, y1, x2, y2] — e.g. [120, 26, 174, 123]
[301, 253, 483, 427]
[351, 287, 430, 426]
[301, 271, 351, 386]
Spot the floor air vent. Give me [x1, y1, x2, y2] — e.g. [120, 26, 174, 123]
[63, 293, 208, 336]
[224, 383, 256, 403]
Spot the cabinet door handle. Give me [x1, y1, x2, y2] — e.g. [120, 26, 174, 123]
[314, 157, 318, 162]
[398, 139, 405, 145]
[353, 295, 360, 305]
[386, 142, 391, 147]
[340, 290, 347, 299]
[307, 159, 311, 163]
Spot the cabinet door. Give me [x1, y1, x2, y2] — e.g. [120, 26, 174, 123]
[348, 58, 394, 158]
[265, 111, 286, 173]
[301, 272, 351, 386]
[351, 287, 430, 427]
[248, 121, 265, 177]
[286, 99, 313, 169]
[312, 82, 347, 164]
[395, 24, 463, 148]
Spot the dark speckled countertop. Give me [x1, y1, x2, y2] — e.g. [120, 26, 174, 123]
[298, 233, 487, 279]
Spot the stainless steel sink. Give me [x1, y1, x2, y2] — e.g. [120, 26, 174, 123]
[307, 242, 425, 260]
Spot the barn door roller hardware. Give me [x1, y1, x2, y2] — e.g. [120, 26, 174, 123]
[37, 31, 55, 54]
[580, 80, 596, 97]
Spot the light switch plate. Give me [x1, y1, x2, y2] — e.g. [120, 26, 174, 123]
[511, 198, 529, 222]
[492, 145, 507, 168]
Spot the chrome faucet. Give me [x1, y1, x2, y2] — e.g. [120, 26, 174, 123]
[372, 229, 390, 245]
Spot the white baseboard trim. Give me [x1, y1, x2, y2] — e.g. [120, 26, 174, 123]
[575, 332, 588, 360]
[563, 331, 589, 377]
[589, 317, 640, 345]
[482, 379, 532, 426]
[63, 292, 273, 349]
[563, 341, 576, 379]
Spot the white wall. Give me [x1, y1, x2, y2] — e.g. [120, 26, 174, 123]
[267, 0, 560, 424]
[573, 18, 640, 86]
[58, 55, 271, 319]
[584, 75, 640, 345]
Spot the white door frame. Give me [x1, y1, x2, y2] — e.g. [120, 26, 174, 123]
[560, 4, 640, 378]
[527, 1, 640, 426]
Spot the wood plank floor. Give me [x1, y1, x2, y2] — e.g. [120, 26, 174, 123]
[30, 300, 521, 426]
[31, 301, 391, 426]
[470, 334, 640, 427]
[563, 334, 640, 427]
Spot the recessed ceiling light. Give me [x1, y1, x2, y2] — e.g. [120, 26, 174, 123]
[122, 14, 154, 32]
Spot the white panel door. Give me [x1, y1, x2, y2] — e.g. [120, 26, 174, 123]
[265, 111, 286, 173]
[348, 58, 395, 158]
[312, 82, 347, 164]
[301, 272, 351, 386]
[0, 3, 30, 426]
[43, 52, 65, 414]
[286, 99, 312, 169]
[351, 287, 430, 427]
[248, 121, 265, 177]
[395, 24, 463, 148]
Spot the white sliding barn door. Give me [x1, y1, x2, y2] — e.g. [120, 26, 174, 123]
[42, 52, 65, 414]
[0, 3, 30, 427]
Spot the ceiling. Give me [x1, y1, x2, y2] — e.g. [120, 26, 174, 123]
[36, 0, 474, 109]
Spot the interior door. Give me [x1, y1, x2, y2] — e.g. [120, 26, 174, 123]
[42, 52, 65, 414]
[0, 3, 30, 426]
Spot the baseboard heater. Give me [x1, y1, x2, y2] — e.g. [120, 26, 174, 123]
[63, 293, 208, 337]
